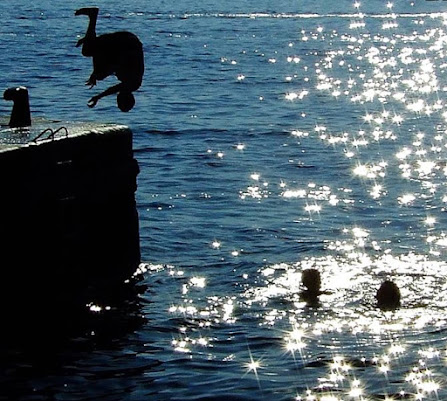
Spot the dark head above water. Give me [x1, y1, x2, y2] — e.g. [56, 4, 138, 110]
[302, 269, 321, 294]
[3, 86, 31, 128]
[376, 280, 401, 311]
[300, 269, 322, 305]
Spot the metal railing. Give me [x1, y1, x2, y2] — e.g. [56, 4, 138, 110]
[33, 126, 69, 143]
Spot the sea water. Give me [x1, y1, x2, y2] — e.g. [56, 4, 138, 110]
[2, 0, 447, 400]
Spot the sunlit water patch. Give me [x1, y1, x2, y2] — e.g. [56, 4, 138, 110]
[140, 237, 447, 399]
[140, 7, 447, 398]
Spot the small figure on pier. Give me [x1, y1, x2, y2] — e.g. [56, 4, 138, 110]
[376, 280, 400, 310]
[3, 86, 31, 128]
[75, 7, 144, 112]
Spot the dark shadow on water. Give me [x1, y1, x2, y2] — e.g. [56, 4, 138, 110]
[0, 278, 152, 401]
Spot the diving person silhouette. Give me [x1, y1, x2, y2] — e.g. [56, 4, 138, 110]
[75, 7, 144, 112]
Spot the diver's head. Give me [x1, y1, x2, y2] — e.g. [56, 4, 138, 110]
[117, 91, 135, 112]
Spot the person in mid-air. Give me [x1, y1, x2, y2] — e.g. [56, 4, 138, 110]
[75, 7, 144, 112]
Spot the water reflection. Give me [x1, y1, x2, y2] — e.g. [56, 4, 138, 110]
[164, 7, 447, 398]
[161, 223, 447, 396]
[0, 277, 148, 400]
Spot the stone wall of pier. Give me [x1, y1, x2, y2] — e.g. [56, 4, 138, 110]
[0, 124, 140, 307]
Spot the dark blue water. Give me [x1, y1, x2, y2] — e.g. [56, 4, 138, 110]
[3, 1, 447, 400]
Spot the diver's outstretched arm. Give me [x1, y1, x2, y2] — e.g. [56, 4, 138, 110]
[88, 83, 124, 108]
[86, 68, 113, 88]
[86, 74, 97, 88]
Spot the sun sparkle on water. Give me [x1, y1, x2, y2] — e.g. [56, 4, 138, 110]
[144, 5, 447, 400]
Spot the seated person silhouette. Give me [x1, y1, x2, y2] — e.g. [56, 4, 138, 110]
[300, 269, 325, 305]
[75, 7, 144, 112]
[376, 280, 400, 310]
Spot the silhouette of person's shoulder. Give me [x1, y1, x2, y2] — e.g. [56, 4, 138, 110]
[96, 31, 142, 49]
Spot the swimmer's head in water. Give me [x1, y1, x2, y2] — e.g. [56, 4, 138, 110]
[117, 91, 135, 112]
[376, 280, 400, 310]
[302, 269, 321, 294]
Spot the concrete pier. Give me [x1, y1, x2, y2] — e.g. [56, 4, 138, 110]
[0, 121, 140, 308]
